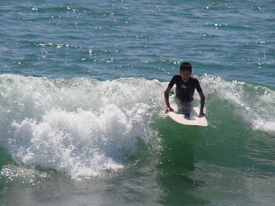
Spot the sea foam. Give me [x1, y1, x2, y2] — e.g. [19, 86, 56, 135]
[1, 74, 274, 179]
[201, 74, 275, 136]
[0, 75, 164, 178]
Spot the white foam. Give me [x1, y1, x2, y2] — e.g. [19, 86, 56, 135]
[1, 75, 164, 178]
[5, 74, 274, 178]
[200, 74, 275, 136]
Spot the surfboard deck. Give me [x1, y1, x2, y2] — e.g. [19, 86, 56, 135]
[168, 107, 208, 127]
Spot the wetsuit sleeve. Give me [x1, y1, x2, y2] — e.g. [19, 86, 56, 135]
[195, 80, 202, 92]
[168, 75, 177, 88]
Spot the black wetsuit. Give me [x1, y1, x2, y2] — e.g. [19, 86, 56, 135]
[168, 75, 202, 102]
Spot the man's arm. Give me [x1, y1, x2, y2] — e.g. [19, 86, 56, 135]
[164, 86, 174, 113]
[198, 91, 207, 118]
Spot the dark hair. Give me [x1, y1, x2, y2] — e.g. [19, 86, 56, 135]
[180, 62, 192, 72]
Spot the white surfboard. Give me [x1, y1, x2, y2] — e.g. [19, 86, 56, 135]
[168, 107, 208, 127]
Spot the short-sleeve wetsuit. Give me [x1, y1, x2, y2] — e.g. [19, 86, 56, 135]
[168, 75, 202, 102]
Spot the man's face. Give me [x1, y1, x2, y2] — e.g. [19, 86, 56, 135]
[180, 70, 192, 82]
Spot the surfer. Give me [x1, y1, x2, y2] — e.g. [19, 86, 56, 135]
[164, 62, 207, 118]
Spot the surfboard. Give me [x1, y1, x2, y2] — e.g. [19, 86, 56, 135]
[168, 107, 208, 127]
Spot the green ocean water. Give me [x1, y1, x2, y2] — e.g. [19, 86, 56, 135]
[1, 0, 275, 205]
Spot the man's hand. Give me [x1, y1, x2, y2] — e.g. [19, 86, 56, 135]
[165, 106, 174, 114]
[199, 112, 207, 119]
[164, 86, 173, 114]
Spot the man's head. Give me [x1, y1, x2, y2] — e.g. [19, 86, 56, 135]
[179, 62, 192, 82]
[180, 62, 192, 72]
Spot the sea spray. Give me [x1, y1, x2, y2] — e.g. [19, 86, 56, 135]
[0, 75, 164, 178]
[1, 74, 275, 179]
[201, 74, 275, 136]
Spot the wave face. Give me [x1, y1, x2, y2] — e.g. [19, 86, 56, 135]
[201, 75, 275, 136]
[0, 74, 274, 179]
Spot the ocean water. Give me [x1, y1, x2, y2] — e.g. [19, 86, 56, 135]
[0, 0, 275, 205]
